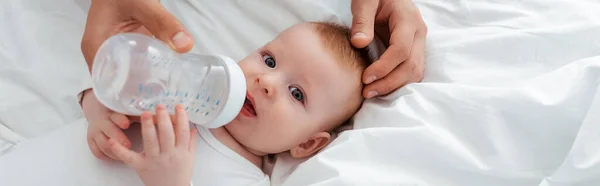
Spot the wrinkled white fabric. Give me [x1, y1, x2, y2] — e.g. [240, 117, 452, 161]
[192, 126, 270, 186]
[0, 0, 90, 154]
[271, 0, 600, 185]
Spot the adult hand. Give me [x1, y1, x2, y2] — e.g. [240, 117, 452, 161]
[350, 0, 428, 98]
[81, 0, 194, 71]
[80, 0, 192, 153]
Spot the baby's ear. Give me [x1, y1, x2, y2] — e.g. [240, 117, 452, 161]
[290, 132, 331, 159]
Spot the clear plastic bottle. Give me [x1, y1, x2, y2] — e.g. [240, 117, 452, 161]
[91, 33, 246, 128]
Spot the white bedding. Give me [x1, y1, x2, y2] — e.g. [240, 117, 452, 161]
[0, 0, 91, 154]
[1, 0, 600, 185]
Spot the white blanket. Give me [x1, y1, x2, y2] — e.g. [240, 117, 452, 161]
[274, 1, 600, 185]
[0, 0, 91, 154]
[1, 0, 600, 185]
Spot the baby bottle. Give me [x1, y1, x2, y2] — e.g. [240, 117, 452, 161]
[91, 33, 246, 128]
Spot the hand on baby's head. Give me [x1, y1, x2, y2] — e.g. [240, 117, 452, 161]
[225, 22, 371, 158]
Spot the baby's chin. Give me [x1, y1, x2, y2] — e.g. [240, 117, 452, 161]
[223, 117, 252, 140]
[225, 113, 250, 128]
[223, 120, 285, 155]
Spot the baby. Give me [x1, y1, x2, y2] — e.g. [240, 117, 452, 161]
[99, 21, 372, 186]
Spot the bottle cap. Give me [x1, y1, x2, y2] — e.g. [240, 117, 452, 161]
[202, 54, 246, 128]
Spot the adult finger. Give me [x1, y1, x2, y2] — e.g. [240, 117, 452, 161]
[155, 104, 176, 152]
[109, 139, 140, 167]
[80, 1, 119, 71]
[350, 0, 379, 48]
[141, 111, 160, 156]
[131, 0, 194, 53]
[363, 34, 426, 97]
[362, 23, 416, 85]
[88, 135, 111, 161]
[174, 104, 190, 148]
[363, 63, 409, 98]
[110, 113, 131, 129]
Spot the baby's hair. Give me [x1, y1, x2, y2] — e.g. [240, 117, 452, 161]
[309, 21, 374, 132]
[310, 22, 373, 73]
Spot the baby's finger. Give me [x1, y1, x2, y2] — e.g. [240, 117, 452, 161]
[141, 111, 160, 156]
[110, 113, 131, 129]
[94, 133, 118, 160]
[109, 138, 140, 167]
[88, 136, 111, 161]
[170, 114, 178, 125]
[156, 104, 176, 152]
[188, 128, 197, 153]
[128, 115, 141, 123]
[175, 104, 190, 148]
[101, 122, 131, 149]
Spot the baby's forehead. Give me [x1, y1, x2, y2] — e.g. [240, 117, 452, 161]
[296, 23, 362, 68]
[273, 22, 364, 93]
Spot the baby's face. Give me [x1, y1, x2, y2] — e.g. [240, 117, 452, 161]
[224, 23, 362, 155]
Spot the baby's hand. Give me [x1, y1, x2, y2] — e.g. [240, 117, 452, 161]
[109, 104, 196, 186]
[82, 89, 132, 161]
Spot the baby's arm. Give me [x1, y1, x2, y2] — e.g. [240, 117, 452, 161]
[109, 104, 196, 186]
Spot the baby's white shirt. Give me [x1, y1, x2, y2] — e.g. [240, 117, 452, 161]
[191, 126, 270, 186]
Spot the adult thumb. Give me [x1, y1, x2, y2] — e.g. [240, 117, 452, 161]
[350, 0, 379, 48]
[132, 0, 194, 53]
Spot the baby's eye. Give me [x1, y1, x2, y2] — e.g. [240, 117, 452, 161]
[263, 55, 276, 68]
[289, 87, 304, 102]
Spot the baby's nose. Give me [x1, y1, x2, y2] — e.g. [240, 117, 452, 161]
[256, 75, 277, 96]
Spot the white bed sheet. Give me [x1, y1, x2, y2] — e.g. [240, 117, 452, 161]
[270, 0, 600, 185]
[1, 0, 600, 186]
[0, 0, 91, 154]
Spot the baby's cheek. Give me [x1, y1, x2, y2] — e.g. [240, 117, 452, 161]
[258, 120, 292, 149]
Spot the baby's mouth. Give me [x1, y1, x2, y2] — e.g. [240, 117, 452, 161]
[242, 94, 257, 117]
